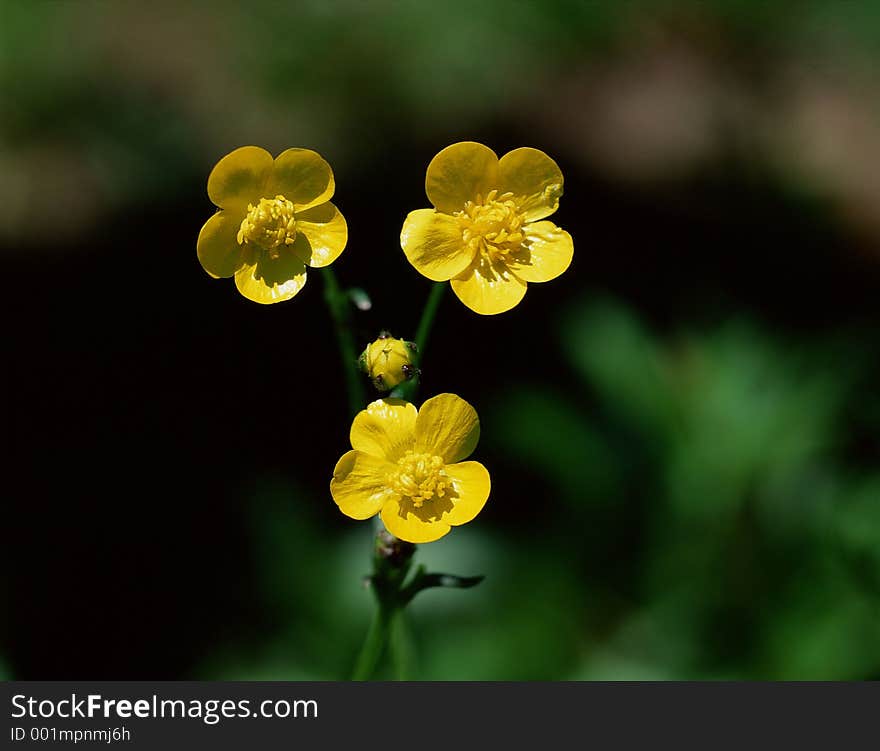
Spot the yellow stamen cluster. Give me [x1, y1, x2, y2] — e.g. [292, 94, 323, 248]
[237, 195, 297, 258]
[456, 190, 525, 263]
[388, 450, 450, 508]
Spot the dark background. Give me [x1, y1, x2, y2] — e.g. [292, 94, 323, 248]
[4, 0, 880, 679]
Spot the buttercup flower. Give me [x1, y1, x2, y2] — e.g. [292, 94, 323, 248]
[331, 394, 490, 543]
[401, 141, 573, 315]
[359, 332, 418, 391]
[197, 146, 347, 304]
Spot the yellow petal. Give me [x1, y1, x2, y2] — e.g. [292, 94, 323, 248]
[400, 209, 473, 281]
[234, 247, 307, 304]
[381, 497, 451, 543]
[415, 393, 480, 463]
[507, 221, 573, 283]
[293, 202, 348, 268]
[498, 147, 564, 221]
[266, 148, 335, 212]
[444, 461, 491, 526]
[207, 146, 273, 210]
[350, 399, 418, 461]
[196, 211, 245, 278]
[331, 450, 394, 520]
[425, 141, 499, 214]
[450, 259, 527, 315]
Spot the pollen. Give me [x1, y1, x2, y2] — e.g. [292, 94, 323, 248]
[237, 195, 297, 258]
[456, 190, 526, 263]
[388, 450, 451, 508]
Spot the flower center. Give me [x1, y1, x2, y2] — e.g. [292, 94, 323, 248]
[456, 190, 525, 263]
[388, 450, 450, 508]
[237, 195, 297, 258]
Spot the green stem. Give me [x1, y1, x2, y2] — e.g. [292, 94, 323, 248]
[321, 267, 365, 417]
[393, 282, 446, 402]
[349, 528, 482, 680]
[414, 282, 446, 359]
[351, 603, 394, 681]
[388, 609, 415, 681]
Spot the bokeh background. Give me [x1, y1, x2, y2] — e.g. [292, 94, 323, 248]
[4, 0, 880, 680]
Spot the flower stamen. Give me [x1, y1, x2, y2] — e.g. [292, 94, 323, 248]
[456, 189, 526, 266]
[387, 450, 450, 508]
[237, 195, 297, 257]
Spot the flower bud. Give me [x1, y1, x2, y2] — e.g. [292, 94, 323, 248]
[358, 332, 418, 391]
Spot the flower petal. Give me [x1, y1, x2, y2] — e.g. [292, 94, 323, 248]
[293, 202, 348, 268]
[498, 147, 564, 221]
[450, 259, 527, 315]
[207, 146, 273, 210]
[331, 450, 394, 520]
[197, 211, 245, 278]
[266, 148, 335, 212]
[444, 461, 491, 526]
[234, 247, 307, 304]
[381, 497, 451, 543]
[415, 393, 480, 464]
[401, 209, 473, 281]
[350, 399, 418, 461]
[507, 221, 573, 283]
[425, 141, 499, 214]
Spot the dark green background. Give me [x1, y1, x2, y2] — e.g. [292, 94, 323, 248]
[4, 0, 880, 679]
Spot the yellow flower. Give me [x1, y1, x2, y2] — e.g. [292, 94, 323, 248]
[401, 141, 573, 315]
[197, 146, 347, 304]
[359, 333, 418, 391]
[331, 394, 490, 543]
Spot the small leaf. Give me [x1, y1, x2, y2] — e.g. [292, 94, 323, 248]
[418, 573, 485, 589]
[399, 568, 485, 604]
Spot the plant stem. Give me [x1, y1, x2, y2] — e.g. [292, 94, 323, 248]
[393, 282, 446, 402]
[414, 281, 446, 360]
[351, 602, 393, 681]
[388, 609, 415, 681]
[321, 267, 365, 417]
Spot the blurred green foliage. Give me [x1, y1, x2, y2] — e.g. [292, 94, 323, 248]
[499, 300, 878, 680]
